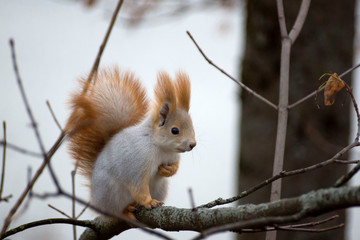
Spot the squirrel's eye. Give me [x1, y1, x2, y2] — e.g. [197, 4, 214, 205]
[171, 127, 180, 135]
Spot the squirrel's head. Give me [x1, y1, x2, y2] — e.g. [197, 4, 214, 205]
[152, 71, 196, 153]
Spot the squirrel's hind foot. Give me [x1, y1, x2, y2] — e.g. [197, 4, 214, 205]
[123, 202, 137, 220]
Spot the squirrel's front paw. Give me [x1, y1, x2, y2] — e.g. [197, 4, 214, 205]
[143, 199, 164, 209]
[158, 162, 179, 177]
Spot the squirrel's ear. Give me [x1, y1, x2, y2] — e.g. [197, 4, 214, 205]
[159, 102, 170, 127]
[153, 71, 176, 127]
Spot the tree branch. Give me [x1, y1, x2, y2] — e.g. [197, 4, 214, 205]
[75, 185, 360, 240]
[276, 0, 287, 38]
[199, 140, 358, 209]
[0, 122, 12, 202]
[46, 100, 63, 131]
[83, 0, 124, 90]
[268, 2, 311, 239]
[288, 0, 311, 43]
[0, 141, 42, 158]
[1, 218, 98, 239]
[186, 31, 278, 110]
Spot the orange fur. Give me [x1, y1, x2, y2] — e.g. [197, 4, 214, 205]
[175, 71, 191, 112]
[66, 67, 148, 179]
[152, 71, 191, 126]
[158, 161, 180, 177]
[153, 71, 177, 124]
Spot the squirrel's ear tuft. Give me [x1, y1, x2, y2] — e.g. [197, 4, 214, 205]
[153, 71, 176, 125]
[175, 71, 191, 112]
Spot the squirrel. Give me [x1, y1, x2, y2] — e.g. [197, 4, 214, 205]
[65, 67, 196, 219]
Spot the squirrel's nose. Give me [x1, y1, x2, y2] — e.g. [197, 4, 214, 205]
[189, 142, 196, 150]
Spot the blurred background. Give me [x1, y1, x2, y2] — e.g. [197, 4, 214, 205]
[1, 0, 360, 240]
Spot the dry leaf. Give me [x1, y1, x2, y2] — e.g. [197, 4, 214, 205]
[324, 73, 345, 106]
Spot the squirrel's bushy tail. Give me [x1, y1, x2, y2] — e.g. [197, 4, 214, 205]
[66, 67, 148, 178]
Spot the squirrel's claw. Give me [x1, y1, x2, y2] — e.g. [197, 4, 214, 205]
[123, 203, 137, 220]
[143, 199, 164, 209]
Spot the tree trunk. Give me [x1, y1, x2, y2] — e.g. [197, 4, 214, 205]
[238, 1, 355, 240]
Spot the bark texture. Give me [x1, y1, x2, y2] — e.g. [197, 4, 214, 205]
[238, 1, 355, 240]
[76, 186, 360, 240]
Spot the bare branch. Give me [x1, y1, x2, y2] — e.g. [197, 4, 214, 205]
[334, 161, 360, 187]
[288, 0, 311, 43]
[1, 218, 98, 239]
[275, 223, 344, 232]
[199, 141, 358, 208]
[29, 187, 173, 240]
[1, 40, 67, 235]
[1, 132, 66, 234]
[188, 188, 195, 209]
[0, 141, 42, 158]
[83, 0, 124, 91]
[268, 33, 291, 240]
[0, 122, 6, 200]
[48, 204, 72, 219]
[46, 100, 63, 131]
[0, 122, 12, 202]
[71, 170, 77, 240]
[276, 0, 287, 37]
[76, 204, 89, 219]
[334, 159, 360, 164]
[191, 186, 360, 240]
[74, 185, 360, 240]
[281, 214, 339, 228]
[8, 40, 60, 189]
[267, 2, 310, 239]
[186, 30, 278, 110]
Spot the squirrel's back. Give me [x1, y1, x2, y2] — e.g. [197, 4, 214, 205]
[66, 67, 148, 178]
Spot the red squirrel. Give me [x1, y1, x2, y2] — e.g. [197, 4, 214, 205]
[66, 67, 196, 219]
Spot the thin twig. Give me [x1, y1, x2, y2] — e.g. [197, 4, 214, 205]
[76, 204, 89, 219]
[198, 141, 358, 208]
[0, 122, 12, 202]
[288, 0, 311, 43]
[334, 159, 360, 164]
[1, 40, 68, 235]
[276, 0, 287, 38]
[222, 213, 342, 234]
[1, 131, 66, 235]
[0, 141, 42, 158]
[193, 212, 306, 240]
[8, 39, 61, 189]
[48, 204, 72, 219]
[71, 170, 77, 240]
[188, 188, 195, 209]
[83, 0, 124, 91]
[275, 223, 344, 232]
[1, 218, 98, 239]
[344, 83, 360, 141]
[46, 100, 63, 131]
[267, 2, 311, 240]
[186, 30, 278, 110]
[282, 214, 339, 228]
[239, 222, 343, 233]
[334, 161, 360, 187]
[0, 122, 7, 200]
